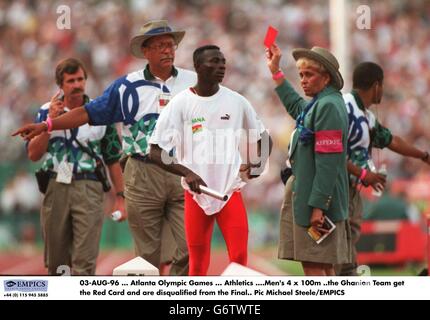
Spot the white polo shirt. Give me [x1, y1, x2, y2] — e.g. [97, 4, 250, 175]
[150, 86, 266, 215]
[35, 102, 121, 174]
[85, 66, 197, 156]
[343, 91, 392, 170]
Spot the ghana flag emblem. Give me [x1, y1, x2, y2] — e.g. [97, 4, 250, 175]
[192, 124, 203, 134]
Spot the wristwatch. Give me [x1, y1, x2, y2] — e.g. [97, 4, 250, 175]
[116, 191, 125, 198]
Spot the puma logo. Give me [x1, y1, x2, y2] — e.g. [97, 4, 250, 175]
[221, 114, 230, 120]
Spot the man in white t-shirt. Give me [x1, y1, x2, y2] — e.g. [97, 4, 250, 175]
[149, 45, 272, 275]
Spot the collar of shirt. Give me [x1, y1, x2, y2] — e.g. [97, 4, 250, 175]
[143, 64, 178, 80]
[351, 90, 366, 111]
[317, 84, 339, 99]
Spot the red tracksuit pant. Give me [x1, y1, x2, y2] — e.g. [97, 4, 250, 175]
[184, 191, 248, 276]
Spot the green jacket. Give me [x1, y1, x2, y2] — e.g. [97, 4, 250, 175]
[276, 81, 349, 227]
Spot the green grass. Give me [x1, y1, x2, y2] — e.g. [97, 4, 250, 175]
[275, 260, 305, 275]
[252, 246, 427, 276]
[367, 264, 426, 276]
[274, 260, 426, 276]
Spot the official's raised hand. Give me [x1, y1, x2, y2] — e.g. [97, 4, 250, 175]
[266, 43, 282, 74]
[49, 90, 65, 118]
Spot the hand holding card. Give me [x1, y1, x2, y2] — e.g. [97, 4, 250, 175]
[307, 216, 336, 244]
[264, 25, 278, 48]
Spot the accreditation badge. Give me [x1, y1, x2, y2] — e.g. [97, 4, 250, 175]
[56, 160, 73, 184]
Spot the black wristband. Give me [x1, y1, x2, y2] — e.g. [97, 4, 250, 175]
[421, 151, 429, 161]
[116, 191, 125, 198]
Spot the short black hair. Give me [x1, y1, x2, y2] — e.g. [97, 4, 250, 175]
[352, 62, 384, 90]
[193, 45, 220, 66]
[55, 58, 87, 86]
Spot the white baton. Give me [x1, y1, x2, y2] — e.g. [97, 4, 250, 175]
[199, 185, 228, 201]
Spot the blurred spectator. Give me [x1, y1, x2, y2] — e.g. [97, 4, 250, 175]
[0, 171, 41, 214]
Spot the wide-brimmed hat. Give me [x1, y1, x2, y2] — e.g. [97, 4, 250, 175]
[130, 20, 185, 58]
[292, 46, 344, 90]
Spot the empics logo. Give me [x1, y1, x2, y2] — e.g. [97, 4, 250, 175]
[4, 279, 48, 292]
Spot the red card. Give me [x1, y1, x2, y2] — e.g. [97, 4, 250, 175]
[264, 26, 278, 48]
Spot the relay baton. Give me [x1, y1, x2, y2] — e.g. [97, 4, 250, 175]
[199, 185, 228, 201]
